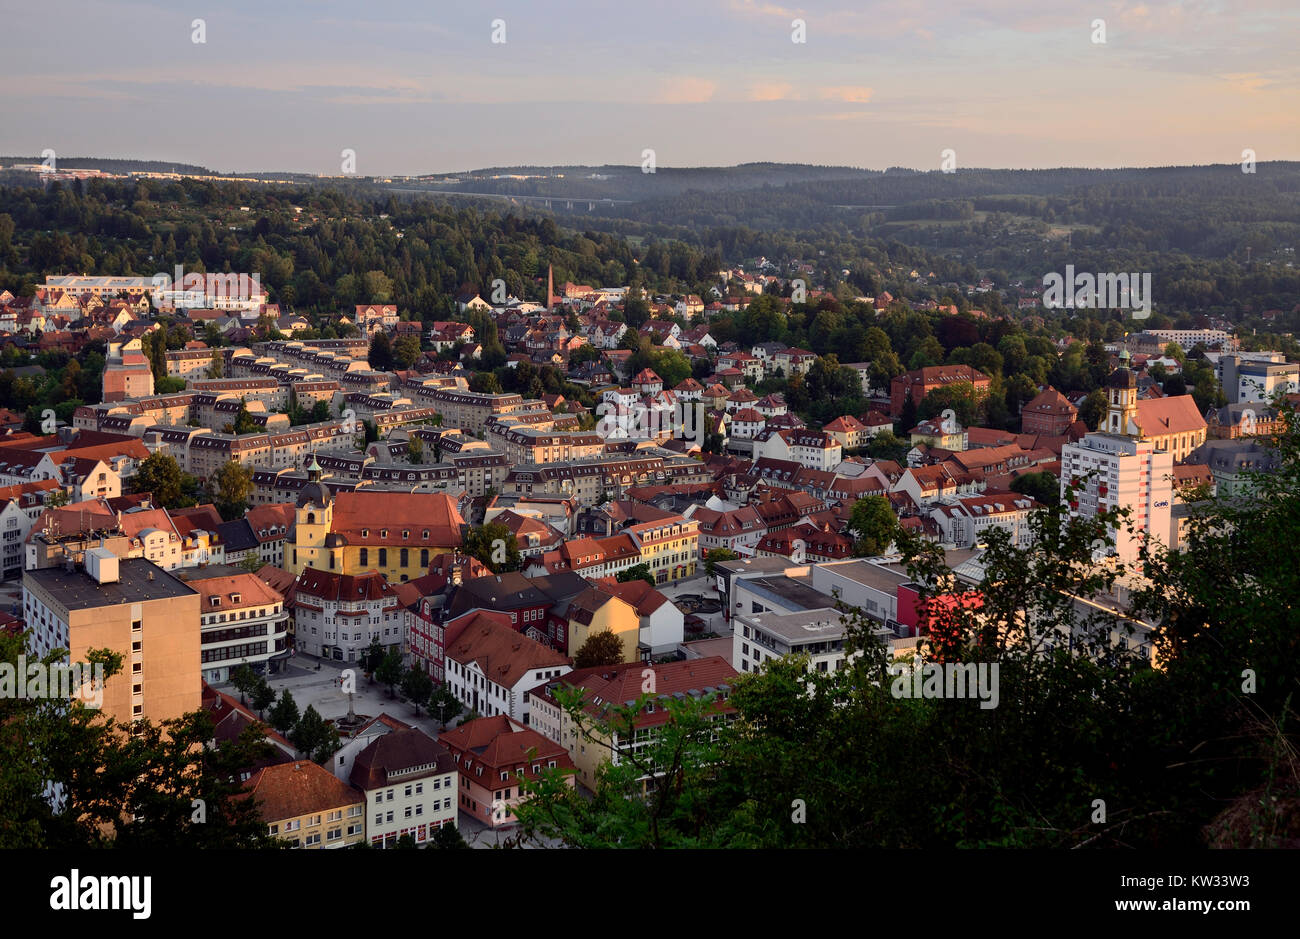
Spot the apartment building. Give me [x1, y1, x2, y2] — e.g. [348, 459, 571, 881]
[443, 614, 571, 724]
[22, 552, 202, 728]
[440, 715, 575, 827]
[174, 565, 290, 683]
[350, 728, 458, 848]
[890, 365, 992, 418]
[290, 568, 403, 663]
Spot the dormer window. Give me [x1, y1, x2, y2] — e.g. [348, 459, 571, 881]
[361, 529, 369, 538]
[209, 597, 221, 607]
[380, 529, 388, 538]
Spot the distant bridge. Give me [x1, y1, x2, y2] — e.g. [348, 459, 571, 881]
[387, 188, 635, 210]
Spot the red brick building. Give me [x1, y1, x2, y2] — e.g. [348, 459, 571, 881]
[889, 365, 991, 417]
[1020, 386, 1078, 436]
[889, 361, 987, 416]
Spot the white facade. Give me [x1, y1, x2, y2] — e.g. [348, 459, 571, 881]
[1061, 433, 1173, 566]
[362, 766, 457, 848]
[445, 656, 570, 725]
[196, 594, 289, 684]
[733, 608, 857, 676]
[931, 496, 1039, 549]
[294, 582, 403, 662]
[638, 602, 684, 655]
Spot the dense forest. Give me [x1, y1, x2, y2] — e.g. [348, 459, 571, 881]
[2, 164, 1297, 333]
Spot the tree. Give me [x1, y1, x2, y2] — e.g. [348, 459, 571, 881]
[848, 495, 900, 557]
[360, 638, 384, 680]
[407, 435, 424, 464]
[1009, 470, 1060, 507]
[368, 331, 394, 370]
[705, 548, 739, 578]
[463, 522, 520, 573]
[428, 684, 464, 729]
[239, 553, 264, 573]
[211, 460, 253, 520]
[393, 335, 421, 369]
[133, 451, 183, 508]
[206, 350, 223, 379]
[289, 705, 340, 763]
[616, 563, 655, 587]
[865, 429, 909, 463]
[573, 630, 626, 668]
[1078, 388, 1109, 431]
[917, 381, 980, 429]
[400, 666, 434, 715]
[375, 649, 404, 697]
[250, 677, 275, 718]
[268, 689, 300, 735]
[230, 664, 258, 705]
[45, 490, 69, 509]
[429, 821, 470, 848]
[231, 398, 260, 435]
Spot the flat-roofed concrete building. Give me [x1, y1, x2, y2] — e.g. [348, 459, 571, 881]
[22, 552, 201, 729]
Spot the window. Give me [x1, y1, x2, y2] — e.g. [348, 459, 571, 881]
[360, 548, 368, 566]
[378, 548, 387, 567]
[305, 833, 321, 846]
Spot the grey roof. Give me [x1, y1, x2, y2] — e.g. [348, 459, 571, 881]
[743, 607, 847, 645]
[215, 518, 259, 553]
[740, 574, 837, 612]
[25, 558, 196, 611]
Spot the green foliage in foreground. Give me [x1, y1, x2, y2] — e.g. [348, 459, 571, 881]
[513, 409, 1300, 848]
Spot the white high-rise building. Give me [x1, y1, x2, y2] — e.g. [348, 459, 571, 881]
[1061, 366, 1174, 565]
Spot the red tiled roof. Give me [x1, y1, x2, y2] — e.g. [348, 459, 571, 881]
[241, 761, 364, 822]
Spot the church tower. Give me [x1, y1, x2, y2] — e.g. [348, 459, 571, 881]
[288, 454, 337, 574]
[547, 264, 557, 310]
[1105, 350, 1140, 437]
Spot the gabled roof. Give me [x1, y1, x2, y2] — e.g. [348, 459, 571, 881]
[444, 617, 569, 688]
[1136, 394, 1207, 437]
[438, 715, 571, 776]
[242, 761, 364, 822]
[349, 728, 454, 791]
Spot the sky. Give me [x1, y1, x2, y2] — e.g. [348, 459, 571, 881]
[2, 0, 1297, 175]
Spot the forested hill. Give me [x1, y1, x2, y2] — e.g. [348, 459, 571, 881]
[0, 160, 1297, 327]
[0, 157, 214, 176]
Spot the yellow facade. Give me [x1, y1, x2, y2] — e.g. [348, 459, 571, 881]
[287, 499, 460, 583]
[568, 595, 640, 664]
